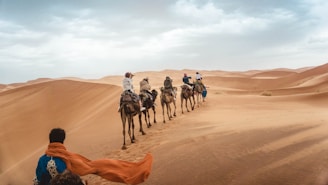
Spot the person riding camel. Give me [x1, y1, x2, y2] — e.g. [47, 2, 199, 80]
[182, 73, 195, 93]
[195, 72, 202, 81]
[163, 76, 176, 99]
[139, 77, 153, 101]
[120, 72, 145, 112]
[196, 72, 204, 86]
[195, 72, 205, 88]
[182, 73, 194, 87]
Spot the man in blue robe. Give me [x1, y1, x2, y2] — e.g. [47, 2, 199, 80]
[34, 128, 67, 185]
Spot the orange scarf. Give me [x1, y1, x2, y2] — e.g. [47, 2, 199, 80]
[45, 143, 153, 185]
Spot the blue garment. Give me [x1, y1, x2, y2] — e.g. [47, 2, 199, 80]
[182, 76, 193, 86]
[202, 86, 207, 97]
[35, 154, 67, 185]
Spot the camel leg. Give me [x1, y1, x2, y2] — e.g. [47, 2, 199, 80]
[167, 103, 172, 120]
[195, 93, 198, 107]
[142, 111, 149, 128]
[191, 95, 195, 110]
[188, 97, 193, 111]
[127, 116, 134, 143]
[147, 109, 151, 127]
[186, 98, 190, 112]
[173, 101, 176, 117]
[152, 106, 157, 123]
[139, 113, 146, 131]
[197, 93, 200, 107]
[139, 113, 146, 135]
[142, 111, 147, 127]
[181, 98, 184, 114]
[127, 116, 132, 143]
[131, 117, 136, 142]
[162, 102, 166, 123]
[121, 111, 127, 150]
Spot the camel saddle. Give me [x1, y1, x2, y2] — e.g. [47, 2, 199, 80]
[121, 91, 138, 103]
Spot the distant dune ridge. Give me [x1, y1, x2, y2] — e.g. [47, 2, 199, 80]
[1, 63, 328, 185]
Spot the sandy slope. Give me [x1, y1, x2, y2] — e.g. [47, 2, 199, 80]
[1, 64, 328, 185]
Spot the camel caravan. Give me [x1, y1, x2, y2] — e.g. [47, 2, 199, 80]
[118, 72, 207, 149]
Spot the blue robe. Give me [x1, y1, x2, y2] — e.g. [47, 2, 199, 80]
[35, 154, 67, 185]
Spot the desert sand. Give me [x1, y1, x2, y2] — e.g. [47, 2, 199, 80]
[1, 64, 328, 185]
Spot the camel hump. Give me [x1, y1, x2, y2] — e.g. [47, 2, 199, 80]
[163, 89, 171, 94]
[140, 91, 152, 101]
[121, 91, 138, 103]
[194, 83, 204, 92]
[181, 84, 191, 90]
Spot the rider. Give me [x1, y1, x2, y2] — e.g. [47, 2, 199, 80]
[195, 72, 205, 88]
[163, 76, 176, 99]
[182, 73, 194, 88]
[182, 73, 193, 86]
[195, 72, 202, 81]
[139, 77, 153, 100]
[120, 72, 145, 111]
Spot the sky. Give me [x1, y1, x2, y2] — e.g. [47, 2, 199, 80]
[0, 0, 327, 84]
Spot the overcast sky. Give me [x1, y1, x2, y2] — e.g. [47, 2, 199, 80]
[0, 0, 327, 84]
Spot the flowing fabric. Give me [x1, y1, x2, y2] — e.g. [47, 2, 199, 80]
[45, 143, 153, 185]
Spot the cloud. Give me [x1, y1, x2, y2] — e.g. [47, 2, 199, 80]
[172, 0, 224, 23]
[0, 0, 327, 83]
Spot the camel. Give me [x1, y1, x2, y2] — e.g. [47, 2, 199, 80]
[180, 84, 195, 113]
[160, 87, 177, 123]
[119, 93, 146, 150]
[139, 89, 158, 128]
[193, 81, 205, 107]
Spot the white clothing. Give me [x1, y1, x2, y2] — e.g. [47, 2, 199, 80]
[122, 77, 134, 92]
[196, 73, 202, 80]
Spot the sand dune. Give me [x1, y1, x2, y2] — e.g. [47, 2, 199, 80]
[251, 70, 297, 78]
[1, 63, 328, 185]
